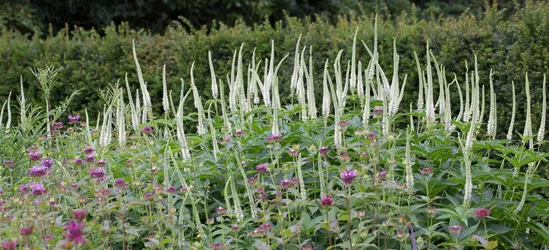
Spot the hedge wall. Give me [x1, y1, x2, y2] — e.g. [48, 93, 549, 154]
[1, 2, 549, 138]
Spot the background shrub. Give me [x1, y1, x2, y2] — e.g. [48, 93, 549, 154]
[0, 1, 548, 138]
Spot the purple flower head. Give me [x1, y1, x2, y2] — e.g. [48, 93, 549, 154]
[141, 126, 153, 134]
[319, 146, 329, 156]
[340, 169, 358, 186]
[89, 168, 105, 179]
[42, 158, 54, 168]
[72, 209, 87, 221]
[29, 151, 41, 162]
[300, 244, 314, 250]
[29, 183, 47, 196]
[372, 106, 383, 116]
[288, 148, 299, 157]
[64, 220, 87, 244]
[248, 176, 258, 184]
[321, 195, 333, 206]
[1, 241, 17, 250]
[256, 163, 269, 174]
[114, 178, 129, 189]
[4, 160, 15, 167]
[367, 132, 376, 140]
[83, 146, 94, 154]
[216, 207, 227, 215]
[74, 158, 84, 166]
[448, 225, 463, 235]
[338, 153, 351, 161]
[53, 122, 64, 129]
[280, 179, 293, 189]
[96, 160, 107, 167]
[235, 129, 244, 136]
[144, 192, 154, 200]
[266, 133, 282, 143]
[19, 226, 33, 236]
[419, 168, 433, 175]
[29, 165, 48, 177]
[376, 171, 387, 179]
[68, 115, 80, 124]
[85, 153, 95, 163]
[19, 183, 30, 194]
[474, 208, 491, 219]
[337, 120, 349, 127]
[210, 243, 223, 249]
[166, 186, 176, 193]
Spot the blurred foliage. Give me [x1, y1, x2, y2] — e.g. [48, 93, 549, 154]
[1, 0, 523, 36]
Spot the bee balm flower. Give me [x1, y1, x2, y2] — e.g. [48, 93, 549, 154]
[474, 208, 491, 219]
[340, 169, 358, 186]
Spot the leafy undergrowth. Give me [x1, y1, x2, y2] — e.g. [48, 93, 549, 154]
[1, 27, 549, 250]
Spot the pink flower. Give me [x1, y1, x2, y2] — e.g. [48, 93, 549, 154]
[367, 132, 376, 140]
[96, 160, 107, 167]
[72, 209, 87, 221]
[448, 225, 463, 235]
[29, 151, 41, 161]
[280, 179, 293, 189]
[338, 153, 351, 161]
[83, 146, 94, 154]
[68, 115, 80, 124]
[337, 120, 349, 127]
[235, 129, 244, 136]
[340, 169, 358, 186]
[144, 192, 154, 200]
[166, 186, 176, 193]
[53, 122, 64, 128]
[3, 160, 15, 167]
[141, 126, 153, 134]
[266, 133, 282, 143]
[74, 158, 84, 166]
[474, 208, 491, 219]
[42, 158, 54, 168]
[376, 171, 387, 179]
[19, 226, 33, 236]
[1, 241, 17, 250]
[29, 183, 47, 196]
[114, 178, 129, 189]
[29, 165, 48, 177]
[216, 207, 227, 215]
[89, 168, 105, 179]
[372, 106, 383, 116]
[419, 167, 433, 175]
[85, 153, 95, 163]
[288, 148, 299, 157]
[256, 163, 268, 174]
[64, 221, 87, 244]
[321, 195, 333, 206]
[319, 146, 329, 156]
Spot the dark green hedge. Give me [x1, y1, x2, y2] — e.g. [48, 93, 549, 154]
[1, 2, 549, 138]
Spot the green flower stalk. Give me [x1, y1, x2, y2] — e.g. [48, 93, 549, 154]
[507, 81, 517, 140]
[1, 92, 11, 129]
[362, 60, 373, 129]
